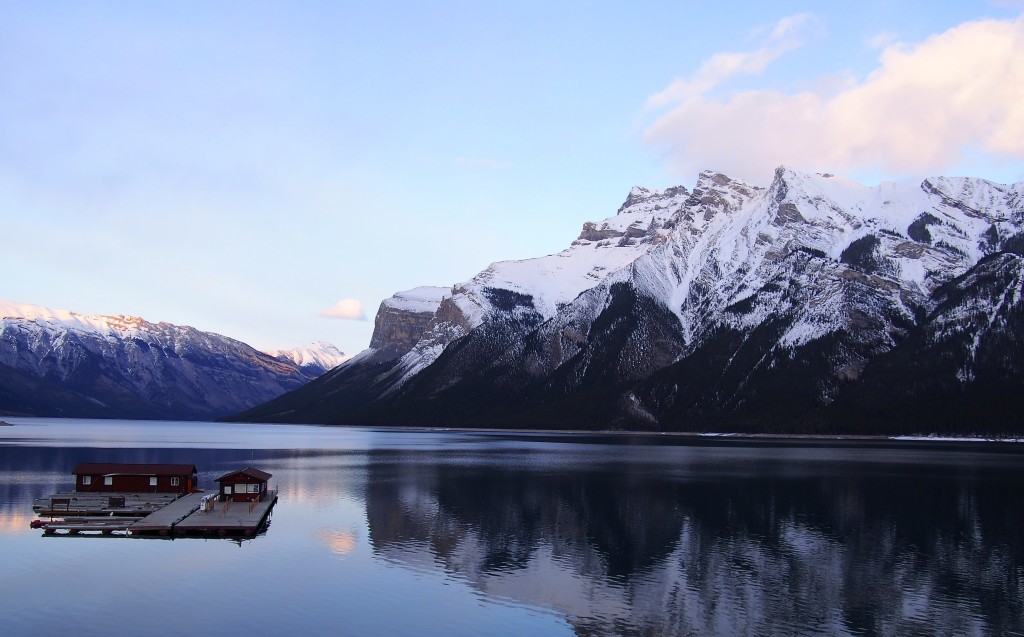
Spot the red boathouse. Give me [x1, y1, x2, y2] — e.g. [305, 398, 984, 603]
[73, 463, 197, 495]
[215, 467, 272, 503]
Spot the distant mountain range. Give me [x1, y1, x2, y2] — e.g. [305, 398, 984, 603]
[237, 167, 1024, 435]
[0, 301, 345, 420]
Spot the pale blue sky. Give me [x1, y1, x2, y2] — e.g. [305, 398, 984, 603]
[3, 1, 1022, 355]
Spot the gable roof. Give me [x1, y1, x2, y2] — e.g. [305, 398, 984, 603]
[73, 463, 197, 476]
[215, 467, 272, 482]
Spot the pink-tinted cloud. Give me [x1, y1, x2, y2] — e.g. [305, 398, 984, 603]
[319, 298, 366, 321]
[645, 16, 1024, 183]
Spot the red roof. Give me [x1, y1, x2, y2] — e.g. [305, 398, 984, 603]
[215, 467, 272, 482]
[73, 463, 197, 476]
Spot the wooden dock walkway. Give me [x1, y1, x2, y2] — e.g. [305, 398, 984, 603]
[174, 490, 278, 538]
[128, 493, 206, 535]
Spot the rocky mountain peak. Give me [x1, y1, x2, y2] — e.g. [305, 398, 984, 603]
[240, 169, 1024, 435]
[616, 184, 690, 215]
[687, 170, 762, 215]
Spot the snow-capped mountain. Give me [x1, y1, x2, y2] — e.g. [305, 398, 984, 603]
[239, 167, 1024, 434]
[267, 341, 349, 373]
[0, 301, 343, 420]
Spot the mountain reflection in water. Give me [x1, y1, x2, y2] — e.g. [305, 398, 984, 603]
[362, 446, 1024, 636]
[2, 421, 1023, 636]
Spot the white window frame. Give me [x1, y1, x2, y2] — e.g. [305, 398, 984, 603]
[149, 476, 158, 487]
[82, 475, 92, 486]
[104, 476, 113, 486]
[170, 477, 180, 487]
[224, 485, 232, 495]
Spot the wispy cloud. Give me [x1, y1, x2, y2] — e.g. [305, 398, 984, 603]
[644, 15, 1024, 183]
[647, 14, 819, 108]
[319, 298, 366, 321]
[864, 31, 898, 50]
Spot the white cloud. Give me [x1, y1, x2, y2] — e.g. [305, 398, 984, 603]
[644, 16, 1024, 183]
[319, 298, 367, 321]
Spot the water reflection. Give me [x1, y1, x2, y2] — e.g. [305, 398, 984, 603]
[362, 448, 1024, 636]
[2, 422, 1023, 636]
[316, 528, 359, 556]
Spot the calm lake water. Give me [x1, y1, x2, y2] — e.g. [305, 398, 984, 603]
[1, 418, 1022, 637]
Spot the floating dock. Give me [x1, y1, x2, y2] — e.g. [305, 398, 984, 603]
[33, 464, 278, 539]
[33, 492, 180, 518]
[34, 490, 277, 539]
[172, 491, 277, 537]
[126, 492, 206, 535]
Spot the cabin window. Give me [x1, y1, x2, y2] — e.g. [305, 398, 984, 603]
[170, 477, 180, 486]
[150, 476, 158, 487]
[104, 476, 113, 486]
[224, 485, 232, 495]
[82, 476, 92, 485]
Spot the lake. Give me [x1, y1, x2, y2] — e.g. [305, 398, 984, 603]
[1, 418, 1022, 636]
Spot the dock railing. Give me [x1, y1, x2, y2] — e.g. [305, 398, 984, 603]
[249, 486, 274, 513]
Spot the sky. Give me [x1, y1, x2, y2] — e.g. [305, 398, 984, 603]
[2, 1, 1023, 356]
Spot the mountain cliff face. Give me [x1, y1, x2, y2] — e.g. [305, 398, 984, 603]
[239, 167, 1024, 434]
[0, 301, 344, 420]
[368, 286, 449, 358]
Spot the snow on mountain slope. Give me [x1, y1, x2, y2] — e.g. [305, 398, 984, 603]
[0, 300, 163, 340]
[928, 252, 1024, 377]
[268, 341, 348, 374]
[381, 286, 450, 313]
[395, 166, 1019, 387]
[241, 166, 1024, 433]
[377, 183, 694, 385]
[0, 300, 342, 420]
[452, 189, 682, 323]
[625, 168, 1019, 347]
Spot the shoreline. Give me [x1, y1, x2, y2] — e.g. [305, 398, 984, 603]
[4, 415, 1023, 443]
[307, 422, 1024, 444]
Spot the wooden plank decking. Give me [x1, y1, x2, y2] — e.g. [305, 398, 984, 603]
[127, 492, 206, 535]
[33, 492, 180, 518]
[173, 490, 278, 537]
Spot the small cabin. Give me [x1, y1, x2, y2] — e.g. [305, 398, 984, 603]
[215, 467, 272, 503]
[73, 463, 197, 495]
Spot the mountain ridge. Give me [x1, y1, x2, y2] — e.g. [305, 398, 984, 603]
[0, 300, 345, 420]
[236, 166, 1024, 434]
